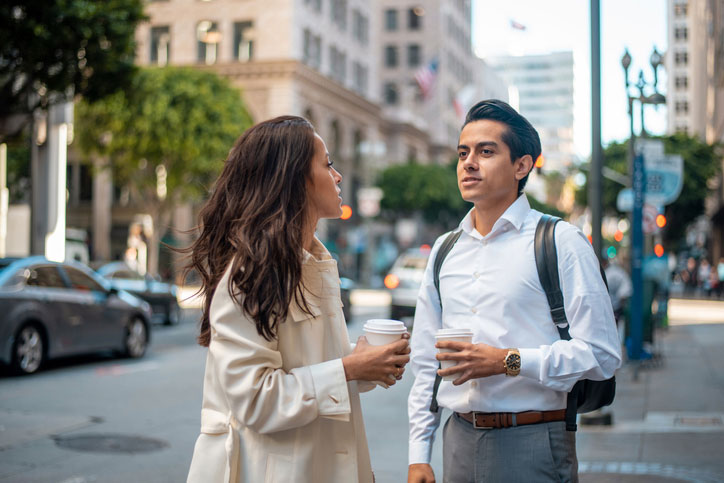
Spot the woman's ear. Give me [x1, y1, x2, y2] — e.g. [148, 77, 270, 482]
[515, 154, 534, 180]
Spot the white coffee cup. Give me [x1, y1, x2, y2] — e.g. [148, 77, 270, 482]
[363, 319, 407, 387]
[363, 319, 407, 346]
[435, 328, 474, 381]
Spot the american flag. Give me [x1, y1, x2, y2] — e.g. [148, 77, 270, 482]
[510, 19, 527, 31]
[414, 58, 438, 100]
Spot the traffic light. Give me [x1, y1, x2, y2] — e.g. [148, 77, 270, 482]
[656, 214, 666, 228]
[654, 243, 665, 257]
[535, 154, 545, 174]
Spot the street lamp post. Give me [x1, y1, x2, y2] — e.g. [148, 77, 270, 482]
[621, 47, 666, 367]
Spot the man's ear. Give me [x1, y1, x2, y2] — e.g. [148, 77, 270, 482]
[515, 154, 534, 180]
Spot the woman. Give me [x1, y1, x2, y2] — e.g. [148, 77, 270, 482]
[186, 116, 410, 483]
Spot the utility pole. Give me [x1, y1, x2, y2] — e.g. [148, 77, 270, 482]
[589, 0, 603, 260]
[0, 143, 7, 258]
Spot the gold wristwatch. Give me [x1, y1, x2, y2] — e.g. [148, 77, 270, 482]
[504, 348, 521, 377]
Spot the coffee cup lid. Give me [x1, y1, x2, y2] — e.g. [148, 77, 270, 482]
[435, 328, 474, 338]
[364, 319, 406, 333]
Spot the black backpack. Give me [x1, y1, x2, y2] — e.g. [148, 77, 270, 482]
[428, 214, 616, 431]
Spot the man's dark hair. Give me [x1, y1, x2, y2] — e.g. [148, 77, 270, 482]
[463, 99, 541, 194]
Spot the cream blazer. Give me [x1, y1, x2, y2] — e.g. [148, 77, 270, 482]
[187, 239, 374, 483]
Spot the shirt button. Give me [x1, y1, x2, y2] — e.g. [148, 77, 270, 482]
[473, 271, 480, 278]
[471, 307, 477, 314]
[471, 381, 477, 387]
[482, 239, 488, 246]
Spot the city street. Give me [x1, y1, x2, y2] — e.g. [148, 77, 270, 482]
[1, 295, 723, 482]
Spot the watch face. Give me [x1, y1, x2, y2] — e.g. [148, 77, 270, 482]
[507, 353, 521, 371]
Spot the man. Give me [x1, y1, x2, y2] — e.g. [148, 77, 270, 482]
[407, 100, 622, 482]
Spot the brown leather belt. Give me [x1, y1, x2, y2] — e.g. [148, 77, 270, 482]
[456, 409, 566, 429]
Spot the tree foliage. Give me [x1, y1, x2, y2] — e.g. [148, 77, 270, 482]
[0, 0, 145, 140]
[377, 160, 470, 226]
[576, 133, 721, 247]
[75, 67, 254, 273]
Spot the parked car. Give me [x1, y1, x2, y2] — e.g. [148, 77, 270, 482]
[95, 262, 181, 325]
[384, 247, 431, 321]
[0, 257, 153, 375]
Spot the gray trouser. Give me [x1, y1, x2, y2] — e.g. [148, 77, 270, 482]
[442, 412, 578, 482]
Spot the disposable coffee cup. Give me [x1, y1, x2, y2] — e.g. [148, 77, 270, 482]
[435, 328, 474, 381]
[363, 319, 407, 346]
[363, 319, 407, 387]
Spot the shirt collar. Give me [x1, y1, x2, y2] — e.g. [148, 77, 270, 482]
[459, 194, 532, 237]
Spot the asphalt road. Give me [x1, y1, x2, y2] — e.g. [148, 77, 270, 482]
[0, 302, 433, 483]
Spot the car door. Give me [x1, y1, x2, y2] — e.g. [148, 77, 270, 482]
[60, 266, 118, 351]
[24, 265, 77, 354]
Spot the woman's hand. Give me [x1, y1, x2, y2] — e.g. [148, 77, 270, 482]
[342, 334, 410, 386]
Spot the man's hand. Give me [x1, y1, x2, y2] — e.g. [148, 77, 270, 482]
[435, 341, 507, 385]
[408, 463, 435, 483]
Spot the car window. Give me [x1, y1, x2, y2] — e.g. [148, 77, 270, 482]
[64, 267, 106, 292]
[26, 266, 67, 288]
[400, 256, 428, 270]
[110, 270, 144, 281]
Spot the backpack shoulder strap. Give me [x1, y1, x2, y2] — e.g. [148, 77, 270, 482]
[429, 229, 461, 413]
[534, 214, 571, 340]
[433, 230, 462, 301]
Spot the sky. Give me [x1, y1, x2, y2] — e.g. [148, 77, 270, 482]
[472, 0, 668, 160]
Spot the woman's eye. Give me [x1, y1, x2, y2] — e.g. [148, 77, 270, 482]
[327, 161, 334, 168]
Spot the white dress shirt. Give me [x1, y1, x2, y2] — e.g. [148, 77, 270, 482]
[407, 195, 622, 465]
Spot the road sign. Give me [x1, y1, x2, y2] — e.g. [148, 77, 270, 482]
[357, 187, 383, 218]
[616, 140, 684, 212]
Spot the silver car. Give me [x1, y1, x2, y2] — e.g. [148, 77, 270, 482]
[0, 257, 153, 375]
[384, 248, 431, 321]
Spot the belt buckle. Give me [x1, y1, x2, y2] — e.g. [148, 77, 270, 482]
[471, 412, 495, 430]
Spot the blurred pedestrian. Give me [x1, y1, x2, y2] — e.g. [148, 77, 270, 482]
[603, 257, 632, 344]
[681, 257, 698, 295]
[718, 258, 724, 298]
[184, 116, 410, 483]
[406, 100, 621, 483]
[699, 258, 712, 296]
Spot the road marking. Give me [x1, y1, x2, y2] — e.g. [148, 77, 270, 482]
[94, 361, 159, 377]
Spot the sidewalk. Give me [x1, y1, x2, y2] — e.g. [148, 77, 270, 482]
[576, 298, 724, 482]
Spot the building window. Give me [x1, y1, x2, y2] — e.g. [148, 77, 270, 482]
[674, 3, 688, 16]
[233, 21, 254, 61]
[385, 8, 398, 31]
[675, 51, 688, 65]
[407, 44, 421, 67]
[331, 0, 347, 29]
[330, 46, 346, 83]
[196, 21, 220, 65]
[303, 29, 322, 68]
[675, 26, 688, 40]
[353, 61, 368, 95]
[383, 82, 398, 104]
[150, 26, 170, 65]
[675, 100, 689, 114]
[352, 9, 369, 45]
[408, 7, 424, 30]
[676, 123, 688, 133]
[384, 45, 398, 68]
[675, 76, 688, 89]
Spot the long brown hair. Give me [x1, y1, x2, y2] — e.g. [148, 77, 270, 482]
[187, 116, 316, 346]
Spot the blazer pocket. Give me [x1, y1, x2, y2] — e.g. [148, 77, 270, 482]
[288, 299, 322, 323]
[265, 453, 295, 483]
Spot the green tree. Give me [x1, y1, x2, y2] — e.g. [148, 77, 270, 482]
[0, 0, 145, 141]
[76, 67, 253, 275]
[377, 160, 470, 229]
[576, 134, 721, 247]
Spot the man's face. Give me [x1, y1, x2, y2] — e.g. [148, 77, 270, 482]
[456, 119, 531, 208]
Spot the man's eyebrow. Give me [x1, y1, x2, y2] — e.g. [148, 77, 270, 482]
[457, 141, 499, 150]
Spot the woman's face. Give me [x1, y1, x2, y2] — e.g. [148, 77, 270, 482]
[306, 133, 343, 221]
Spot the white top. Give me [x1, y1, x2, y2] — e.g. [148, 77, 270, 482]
[407, 195, 622, 465]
